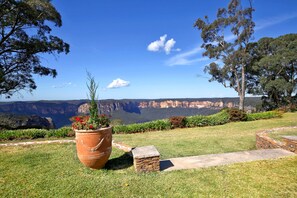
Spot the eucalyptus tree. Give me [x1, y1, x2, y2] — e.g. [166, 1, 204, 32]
[248, 34, 297, 110]
[194, 0, 254, 110]
[0, 0, 69, 98]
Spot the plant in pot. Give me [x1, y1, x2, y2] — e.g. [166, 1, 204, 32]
[71, 73, 112, 169]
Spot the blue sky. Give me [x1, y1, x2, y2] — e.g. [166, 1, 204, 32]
[2, 0, 297, 101]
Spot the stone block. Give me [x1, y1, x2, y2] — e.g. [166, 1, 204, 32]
[282, 136, 297, 153]
[132, 145, 160, 173]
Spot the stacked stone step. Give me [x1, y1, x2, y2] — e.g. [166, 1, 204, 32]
[132, 145, 160, 173]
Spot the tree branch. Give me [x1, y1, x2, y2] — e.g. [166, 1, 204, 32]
[0, 8, 20, 46]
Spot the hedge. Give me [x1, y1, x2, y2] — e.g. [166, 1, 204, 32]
[246, 110, 283, 121]
[185, 109, 229, 128]
[0, 127, 73, 141]
[113, 119, 171, 134]
[113, 109, 282, 134]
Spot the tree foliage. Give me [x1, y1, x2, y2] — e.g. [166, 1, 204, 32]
[194, 0, 255, 110]
[248, 34, 297, 110]
[87, 72, 99, 127]
[0, 0, 69, 98]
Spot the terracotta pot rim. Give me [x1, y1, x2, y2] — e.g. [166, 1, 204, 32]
[74, 126, 112, 133]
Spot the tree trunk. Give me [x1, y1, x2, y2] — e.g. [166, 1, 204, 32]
[239, 94, 245, 110]
[239, 65, 246, 110]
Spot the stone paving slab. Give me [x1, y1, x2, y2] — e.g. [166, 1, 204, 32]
[160, 148, 296, 171]
[282, 136, 297, 141]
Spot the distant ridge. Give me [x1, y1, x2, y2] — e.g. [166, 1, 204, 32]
[0, 97, 261, 128]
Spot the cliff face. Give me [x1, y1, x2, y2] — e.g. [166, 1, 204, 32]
[138, 100, 235, 109]
[0, 101, 84, 128]
[78, 100, 237, 114]
[0, 98, 259, 128]
[0, 114, 55, 130]
[0, 101, 80, 115]
[78, 101, 141, 114]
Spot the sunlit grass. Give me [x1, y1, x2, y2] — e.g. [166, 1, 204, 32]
[0, 143, 296, 197]
[0, 112, 296, 197]
[114, 112, 297, 159]
[268, 128, 297, 141]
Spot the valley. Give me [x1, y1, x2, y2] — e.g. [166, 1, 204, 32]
[0, 97, 261, 128]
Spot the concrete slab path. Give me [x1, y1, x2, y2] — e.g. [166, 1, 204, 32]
[160, 148, 296, 171]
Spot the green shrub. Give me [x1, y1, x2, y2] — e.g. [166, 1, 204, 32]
[185, 110, 229, 128]
[185, 115, 209, 127]
[46, 127, 73, 138]
[169, 116, 186, 128]
[31, 130, 47, 139]
[150, 120, 171, 131]
[207, 110, 230, 125]
[227, 108, 247, 122]
[246, 110, 283, 121]
[0, 127, 74, 141]
[0, 129, 48, 141]
[113, 119, 171, 134]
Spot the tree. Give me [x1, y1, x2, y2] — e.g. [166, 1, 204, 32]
[0, 0, 69, 98]
[86, 72, 100, 128]
[194, 0, 255, 110]
[247, 34, 297, 110]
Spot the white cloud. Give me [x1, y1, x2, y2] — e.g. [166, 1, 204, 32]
[147, 34, 178, 54]
[107, 78, 130, 89]
[147, 34, 167, 52]
[164, 38, 176, 55]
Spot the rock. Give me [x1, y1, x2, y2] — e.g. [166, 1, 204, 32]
[0, 114, 56, 130]
[45, 117, 56, 129]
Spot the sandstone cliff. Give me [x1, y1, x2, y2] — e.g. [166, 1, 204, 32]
[77, 99, 238, 114]
[0, 98, 260, 128]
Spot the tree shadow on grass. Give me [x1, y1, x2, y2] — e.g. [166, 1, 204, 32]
[104, 152, 133, 170]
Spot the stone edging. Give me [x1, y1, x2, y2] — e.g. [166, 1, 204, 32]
[0, 139, 133, 153]
[0, 140, 76, 147]
[256, 126, 297, 153]
[111, 140, 133, 152]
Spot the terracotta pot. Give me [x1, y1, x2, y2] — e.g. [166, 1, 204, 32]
[74, 126, 112, 169]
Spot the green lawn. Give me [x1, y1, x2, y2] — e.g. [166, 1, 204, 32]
[0, 143, 296, 197]
[268, 128, 297, 141]
[0, 112, 297, 197]
[114, 112, 297, 159]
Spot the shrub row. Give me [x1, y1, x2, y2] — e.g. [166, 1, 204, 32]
[113, 109, 282, 134]
[113, 110, 231, 134]
[185, 109, 230, 128]
[113, 120, 171, 134]
[246, 110, 283, 121]
[0, 127, 73, 141]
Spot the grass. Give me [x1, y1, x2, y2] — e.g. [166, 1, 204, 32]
[0, 112, 297, 197]
[114, 112, 297, 159]
[0, 143, 296, 197]
[268, 128, 297, 141]
[0, 136, 74, 144]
